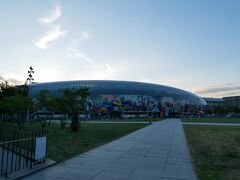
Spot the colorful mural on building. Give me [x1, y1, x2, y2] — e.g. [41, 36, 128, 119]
[88, 94, 160, 114]
[87, 94, 201, 117]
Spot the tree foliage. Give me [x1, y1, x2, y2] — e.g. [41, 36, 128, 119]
[59, 88, 89, 131]
[34, 89, 56, 132]
[34, 88, 89, 131]
[0, 81, 18, 100]
[34, 89, 55, 111]
[0, 81, 32, 128]
[0, 81, 89, 131]
[0, 95, 32, 128]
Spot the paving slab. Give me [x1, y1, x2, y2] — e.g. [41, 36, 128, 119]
[21, 119, 196, 180]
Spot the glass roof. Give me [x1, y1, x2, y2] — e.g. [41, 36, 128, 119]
[30, 80, 206, 105]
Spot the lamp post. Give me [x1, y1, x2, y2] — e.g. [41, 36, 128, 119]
[26, 66, 34, 85]
[26, 66, 34, 121]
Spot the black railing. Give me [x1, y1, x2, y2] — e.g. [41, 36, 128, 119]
[0, 127, 47, 178]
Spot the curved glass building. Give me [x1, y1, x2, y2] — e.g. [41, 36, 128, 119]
[30, 80, 206, 117]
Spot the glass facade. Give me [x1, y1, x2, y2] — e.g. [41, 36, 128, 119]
[30, 80, 206, 116]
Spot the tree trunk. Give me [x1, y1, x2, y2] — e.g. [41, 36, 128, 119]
[60, 114, 67, 129]
[71, 112, 79, 132]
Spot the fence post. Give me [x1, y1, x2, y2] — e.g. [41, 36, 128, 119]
[0, 127, 47, 177]
[30, 132, 34, 169]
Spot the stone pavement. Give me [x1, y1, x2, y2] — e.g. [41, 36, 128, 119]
[22, 119, 196, 180]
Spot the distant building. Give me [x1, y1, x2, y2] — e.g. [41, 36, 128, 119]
[223, 96, 240, 109]
[203, 96, 240, 114]
[203, 97, 225, 114]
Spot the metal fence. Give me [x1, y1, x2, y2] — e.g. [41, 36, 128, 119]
[0, 127, 47, 178]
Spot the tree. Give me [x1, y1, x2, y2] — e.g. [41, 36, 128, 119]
[16, 82, 29, 97]
[0, 81, 18, 100]
[53, 96, 69, 129]
[1, 95, 32, 128]
[0, 81, 22, 121]
[33, 88, 89, 131]
[59, 88, 89, 132]
[34, 89, 56, 132]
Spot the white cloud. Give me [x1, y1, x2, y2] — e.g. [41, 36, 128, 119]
[68, 31, 92, 45]
[193, 84, 240, 98]
[0, 73, 25, 85]
[80, 31, 91, 41]
[194, 85, 240, 94]
[105, 63, 113, 75]
[35, 4, 65, 49]
[76, 63, 113, 80]
[65, 31, 113, 79]
[65, 33, 93, 62]
[35, 25, 65, 49]
[38, 5, 62, 24]
[66, 46, 93, 62]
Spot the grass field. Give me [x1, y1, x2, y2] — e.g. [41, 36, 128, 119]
[88, 118, 163, 122]
[17, 122, 146, 162]
[182, 117, 240, 123]
[184, 125, 240, 180]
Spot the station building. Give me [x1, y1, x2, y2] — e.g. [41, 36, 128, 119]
[30, 80, 206, 118]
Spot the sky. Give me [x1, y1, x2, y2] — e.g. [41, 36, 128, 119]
[0, 0, 239, 98]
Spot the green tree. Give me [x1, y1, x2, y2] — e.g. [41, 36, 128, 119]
[59, 88, 89, 132]
[34, 89, 56, 131]
[1, 95, 32, 128]
[0, 81, 18, 100]
[16, 82, 29, 97]
[53, 96, 69, 128]
[0, 81, 21, 121]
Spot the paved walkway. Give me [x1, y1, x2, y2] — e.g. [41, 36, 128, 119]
[22, 119, 196, 180]
[52, 120, 153, 124]
[183, 122, 240, 126]
[87, 121, 151, 124]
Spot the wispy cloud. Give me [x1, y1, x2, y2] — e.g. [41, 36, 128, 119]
[38, 5, 62, 24]
[79, 31, 91, 41]
[70, 31, 92, 44]
[0, 73, 24, 85]
[35, 5, 65, 49]
[65, 33, 93, 62]
[35, 25, 65, 49]
[195, 85, 240, 94]
[66, 46, 93, 62]
[194, 84, 240, 97]
[82, 63, 113, 80]
[64, 27, 113, 78]
[65, 34, 113, 79]
[105, 63, 113, 76]
[217, 91, 240, 97]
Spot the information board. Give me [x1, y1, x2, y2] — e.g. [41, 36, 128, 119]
[35, 136, 46, 160]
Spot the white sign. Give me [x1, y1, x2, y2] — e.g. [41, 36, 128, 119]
[35, 136, 46, 160]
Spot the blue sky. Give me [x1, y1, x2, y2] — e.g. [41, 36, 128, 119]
[0, 0, 239, 97]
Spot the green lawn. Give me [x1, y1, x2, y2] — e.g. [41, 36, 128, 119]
[182, 117, 240, 123]
[88, 118, 163, 122]
[28, 122, 146, 162]
[184, 125, 240, 180]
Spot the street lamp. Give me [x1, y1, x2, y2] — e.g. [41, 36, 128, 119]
[26, 66, 34, 121]
[26, 66, 34, 85]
